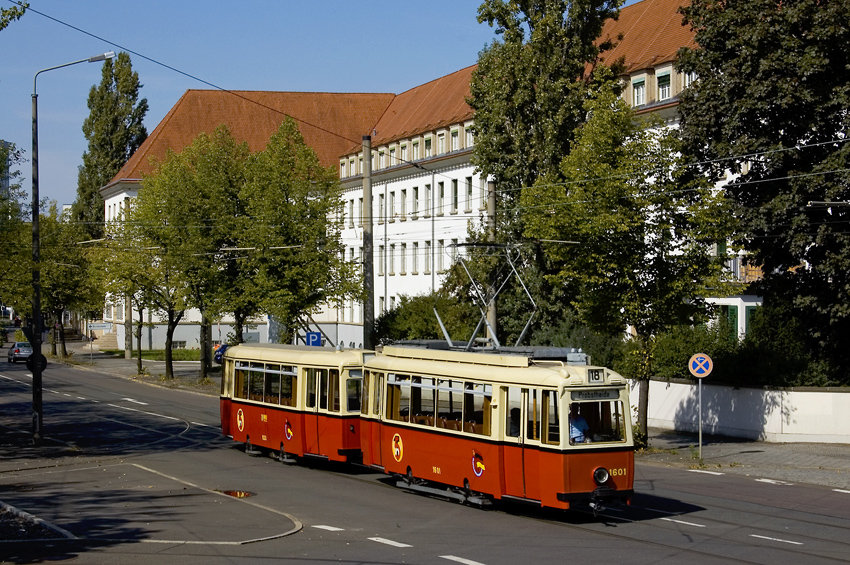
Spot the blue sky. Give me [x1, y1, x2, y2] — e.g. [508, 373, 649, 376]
[1, 1, 640, 206]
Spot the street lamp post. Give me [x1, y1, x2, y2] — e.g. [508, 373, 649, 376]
[31, 51, 114, 445]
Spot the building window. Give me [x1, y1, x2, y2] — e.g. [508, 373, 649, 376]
[438, 133, 445, 154]
[389, 244, 396, 275]
[451, 238, 458, 264]
[400, 243, 407, 275]
[451, 130, 459, 151]
[349, 158, 355, 175]
[401, 144, 408, 162]
[425, 240, 431, 273]
[379, 194, 385, 223]
[633, 80, 645, 107]
[451, 179, 458, 213]
[380, 296, 385, 314]
[425, 137, 432, 158]
[438, 182, 444, 215]
[389, 191, 395, 221]
[358, 198, 363, 227]
[466, 128, 474, 147]
[340, 161, 346, 177]
[412, 242, 419, 274]
[438, 240, 445, 272]
[390, 296, 396, 310]
[389, 147, 396, 167]
[657, 73, 671, 101]
[465, 177, 473, 212]
[400, 189, 407, 219]
[425, 184, 431, 218]
[379, 245, 385, 275]
[684, 71, 698, 88]
[412, 187, 419, 217]
[348, 200, 354, 228]
[412, 141, 419, 159]
[359, 247, 363, 275]
[379, 150, 385, 169]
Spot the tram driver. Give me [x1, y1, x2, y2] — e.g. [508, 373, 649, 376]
[569, 403, 590, 444]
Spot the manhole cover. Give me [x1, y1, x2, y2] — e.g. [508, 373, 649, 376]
[215, 490, 255, 498]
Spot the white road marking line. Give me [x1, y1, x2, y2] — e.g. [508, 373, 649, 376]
[688, 469, 724, 476]
[750, 534, 803, 546]
[833, 489, 850, 494]
[441, 556, 486, 565]
[312, 525, 344, 531]
[77, 396, 86, 400]
[661, 517, 706, 528]
[64, 393, 72, 397]
[191, 422, 212, 427]
[369, 537, 412, 548]
[107, 403, 179, 421]
[755, 478, 793, 485]
[121, 397, 149, 405]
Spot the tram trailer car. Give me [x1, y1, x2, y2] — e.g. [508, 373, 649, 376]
[220, 344, 371, 462]
[363, 346, 634, 510]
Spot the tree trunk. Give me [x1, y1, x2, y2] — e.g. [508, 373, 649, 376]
[164, 308, 184, 379]
[199, 311, 211, 381]
[135, 304, 144, 375]
[50, 314, 58, 356]
[58, 319, 67, 358]
[234, 309, 247, 343]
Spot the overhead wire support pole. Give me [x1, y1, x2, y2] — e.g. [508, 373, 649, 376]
[362, 136, 374, 350]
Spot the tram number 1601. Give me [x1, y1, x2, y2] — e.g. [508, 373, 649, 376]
[610, 468, 628, 477]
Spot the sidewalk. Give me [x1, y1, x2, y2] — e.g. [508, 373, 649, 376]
[51, 338, 850, 490]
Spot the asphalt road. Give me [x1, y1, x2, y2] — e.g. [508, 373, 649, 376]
[1, 360, 850, 564]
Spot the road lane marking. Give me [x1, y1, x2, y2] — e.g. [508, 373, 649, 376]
[750, 534, 802, 545]
[312, 525, 344, 531]
[661, 517, 706, 528]
[121, 397, 149, 405]
[833, 489, 850, 494]
[755, 478, 793, 485]
[191, 422, 213, 427]
[441, 556, 486, 565]
[107, 403, 179, 421]
[369, 537, 412, 548]
[688, 469, 724, 476]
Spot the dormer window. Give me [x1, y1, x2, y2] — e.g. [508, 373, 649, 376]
[657, 73, 671, 101]
[632, 79, 645, 107]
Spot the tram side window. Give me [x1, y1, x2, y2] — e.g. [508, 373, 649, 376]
[543, 391, 560, 445]
[436, 379, 463, 430]
[505, 387, 522, 438]
[306, 368, 317, 408]
[264, 368, 281, 405]
[527, 389, 542, 441]
[318, 369, 331, 410]
[374, 373, 384, 416]
[280, 367, 296, 407]
[346, 370, 362, 413]
[330, 369, 341, 412]
[570, 400, 627, 444]
[361, 371, 371, 415]
[222, 360, 233, 396]
[463, 382, 492, 435]
[411, 377, 435, 426]
[235, 365, 248, 399]
[249, 363, 265, 402]
[386, 374, 411, 422]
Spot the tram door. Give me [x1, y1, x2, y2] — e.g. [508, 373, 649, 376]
[503, 387, 526, 498]
[303, 368, 321, 454]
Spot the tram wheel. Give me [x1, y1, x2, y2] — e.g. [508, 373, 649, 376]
[405, 467, 414, 485]
[245, 437, 262, 457]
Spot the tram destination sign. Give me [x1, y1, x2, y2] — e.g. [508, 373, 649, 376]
[571, 389, 618, 401]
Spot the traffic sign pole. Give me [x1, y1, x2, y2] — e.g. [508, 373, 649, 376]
[688, 353, 713, 460]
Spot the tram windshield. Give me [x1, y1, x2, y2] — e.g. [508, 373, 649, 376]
[568, 400, 627, 444]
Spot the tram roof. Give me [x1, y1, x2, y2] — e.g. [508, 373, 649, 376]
[223, 343, 371, 367]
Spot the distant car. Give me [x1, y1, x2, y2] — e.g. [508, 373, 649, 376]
[7, 342, 33, 363]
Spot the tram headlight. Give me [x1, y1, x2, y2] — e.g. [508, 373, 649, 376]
[593, 467, 610, 485]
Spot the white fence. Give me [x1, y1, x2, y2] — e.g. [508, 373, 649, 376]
[630, 379, 850, 444]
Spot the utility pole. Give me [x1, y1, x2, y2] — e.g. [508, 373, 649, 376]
[124, 197, 133, 359]
[486, 179, 497, 341]
[362, 136, 374, 350]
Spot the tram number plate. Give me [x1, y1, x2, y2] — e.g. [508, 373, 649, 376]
[587, 369, 604, 383]
[610, 468, 628, 477]
[432, 466, 442, 475]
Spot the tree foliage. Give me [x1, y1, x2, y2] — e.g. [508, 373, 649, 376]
[522, 84, 731, 438]
[677, 0, 850, 374]
[0, 2, 26, 32]
[374, 290, 477, 345]
[73, 52, 148, 240]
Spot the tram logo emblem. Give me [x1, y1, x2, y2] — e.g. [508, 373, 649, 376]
[472, 450, 485, 477]
[236, 409, 245, 432]
[284, 420, 293, 441]
[392, 433, 404, 462]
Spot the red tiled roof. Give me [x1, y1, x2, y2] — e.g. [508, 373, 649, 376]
[351, 65, 477, 152]
[599, 0, 696, 74]
[108, 90, 395, 186]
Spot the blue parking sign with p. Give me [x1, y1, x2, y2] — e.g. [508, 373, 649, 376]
[306, 332, 322, 347]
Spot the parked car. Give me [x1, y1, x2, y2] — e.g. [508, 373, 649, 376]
[7, 342, 32, 363]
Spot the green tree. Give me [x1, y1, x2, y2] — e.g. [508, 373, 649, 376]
[73, 52, 148, 240]
[677, 0, 850, 376]
[466, 0, 623, 344]
[241, 118, 360, 342]
[0, 2, 26, 31]
[522, 85, 731, 441]
[374, 291, 477, 345]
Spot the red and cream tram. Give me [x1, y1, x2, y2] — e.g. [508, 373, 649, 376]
[362, 346, 633, 510]
[220, 344, 370, 462]
[220, 344, 633, 511]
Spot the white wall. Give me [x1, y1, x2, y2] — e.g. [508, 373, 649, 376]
[631, 378, 850, 444]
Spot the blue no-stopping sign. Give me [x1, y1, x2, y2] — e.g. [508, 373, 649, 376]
[688, 353, 713, 378]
